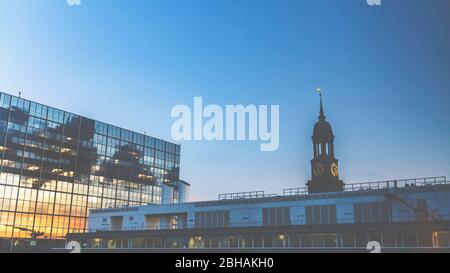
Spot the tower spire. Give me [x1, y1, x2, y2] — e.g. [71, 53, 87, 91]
[317, 88, 325, 121]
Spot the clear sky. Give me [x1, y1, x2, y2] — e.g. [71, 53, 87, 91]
[1, 0, 449, 201]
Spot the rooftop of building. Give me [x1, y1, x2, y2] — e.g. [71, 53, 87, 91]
[91, 176, 449, 213]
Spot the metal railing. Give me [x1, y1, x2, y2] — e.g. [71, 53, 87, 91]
[283, 176, 448, 197]
[282, 187, 308, 196]
[345, 176, 448, 192]
[219, 191, 277, 200]
[82, 177, 448, 216]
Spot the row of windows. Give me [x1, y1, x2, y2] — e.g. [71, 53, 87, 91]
[0, 93, 180, 155]
[2, 130, 179, 181]
[354, 202, 391, 224]
[0, 211, 86, 238]
[1, 153, 178, 187]
[94, 121, 178, 153]
[1, 114, 180, 187]
[263, 207, 291, 226]
[1, 159, 176, 186]
[191, 203, 388, 228]
[195, 211, 230, 228]
[0, 173, 161, 203]
[6, 122, 92, 149]
[0, 170, 162, 238]
[4, 121, 179, 161]
[305, 205, 337, 225]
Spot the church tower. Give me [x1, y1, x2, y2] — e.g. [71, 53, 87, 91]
[306, 92, 345, 193]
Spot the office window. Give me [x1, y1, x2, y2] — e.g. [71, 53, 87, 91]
[353, 202, 390, 224]
[305, 205, 337, 225]
[263, 207, 290, 226]
[195, 211, 229, 228]
[95, 121, 108, 135]
[0, 93, 12, 109]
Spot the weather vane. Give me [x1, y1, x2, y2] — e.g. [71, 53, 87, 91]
[316, 87, 322, 96]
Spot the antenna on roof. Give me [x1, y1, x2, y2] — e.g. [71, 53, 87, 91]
[18, 92, 21, 98]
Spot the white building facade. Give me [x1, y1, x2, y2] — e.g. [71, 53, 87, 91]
[69, 177, 450, 251]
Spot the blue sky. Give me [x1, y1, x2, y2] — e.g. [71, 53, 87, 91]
[1, 0, 449, 201]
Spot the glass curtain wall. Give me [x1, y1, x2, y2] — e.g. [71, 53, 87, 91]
[0, 92, 180, 240]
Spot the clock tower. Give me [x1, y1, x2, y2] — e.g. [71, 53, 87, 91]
[306, 93, 344, 193]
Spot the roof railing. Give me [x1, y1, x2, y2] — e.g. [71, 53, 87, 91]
[90, 177, 448, 207]
[283, 176, 448, 197]
[218, 191, 277, 200]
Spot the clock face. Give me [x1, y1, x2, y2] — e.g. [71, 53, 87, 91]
[331, 162, 339, 177]
[313, 163, 324, 176]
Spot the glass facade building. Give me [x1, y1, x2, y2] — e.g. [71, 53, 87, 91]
[0, 92, 180, 241]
